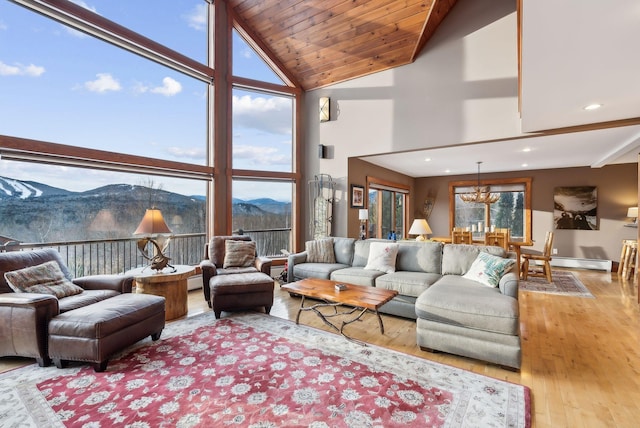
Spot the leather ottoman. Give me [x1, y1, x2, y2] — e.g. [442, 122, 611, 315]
[48, 293, 166, 372]
[209, 272, 274, 319]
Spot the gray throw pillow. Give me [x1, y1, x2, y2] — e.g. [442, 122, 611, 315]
[4, 260, 84, 298]
[305, 238, 336, 263]
[223, 240, 256, 268]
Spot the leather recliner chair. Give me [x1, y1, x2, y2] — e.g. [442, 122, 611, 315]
[199, 235, 273, 311]
[0, 248, 133, 366]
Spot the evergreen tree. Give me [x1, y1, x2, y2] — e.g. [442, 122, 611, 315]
[493, 193, 513, 229]
[512, 192, 524, 238]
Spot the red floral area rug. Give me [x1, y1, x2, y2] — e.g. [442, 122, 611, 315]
[519, 270, 594, 298]
[1, 313, 530, 427]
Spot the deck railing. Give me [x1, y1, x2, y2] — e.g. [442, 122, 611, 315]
[0, 228, 290, 277]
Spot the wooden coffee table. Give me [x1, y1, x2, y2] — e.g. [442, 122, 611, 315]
[281, 278, 398, 341]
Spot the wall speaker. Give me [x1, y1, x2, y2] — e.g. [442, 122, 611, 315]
[318, 144, 326, 159]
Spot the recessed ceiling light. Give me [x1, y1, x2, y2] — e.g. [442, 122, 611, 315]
[424, 157, 432, 162]
[522, 147, 531, 153]
[583, 103, 602, 111]
[444, 169, 451, 174]
[521, 163, 528, 167]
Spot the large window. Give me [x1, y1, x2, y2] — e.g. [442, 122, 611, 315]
[0, 1, 302, 266]
[0, 1, 208, 164]
[366, 179, 408, 239]
[230, 25, 297, 255]
[449, 178, 532, 242]
[232, 179, 292, 256]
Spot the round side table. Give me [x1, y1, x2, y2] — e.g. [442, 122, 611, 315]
[132, 265, 197, 321]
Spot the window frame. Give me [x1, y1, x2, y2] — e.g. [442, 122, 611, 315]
[448, 177, 533, 243]
[366, 177, 409, 239]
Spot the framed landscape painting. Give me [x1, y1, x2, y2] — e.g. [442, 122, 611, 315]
[351, 185, 365, 208]
[553, 186, 598, 230]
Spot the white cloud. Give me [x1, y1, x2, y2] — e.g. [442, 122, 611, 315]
[68, 0, 97, 13]
[132, 82, 149, 95]
[167, 147, 206, 160]
[233, 95, 292, 135]
[0, 21, 8, 31]
[0, 61, 45, 76]
[234, 145, 291, 166]
[84, 73, 121, 93]
[151, 77, 182, 96]
[241, 47, 253, 59]
[184, 3, 207, 31]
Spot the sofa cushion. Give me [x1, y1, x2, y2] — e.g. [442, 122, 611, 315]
[4, 261, 84, 298]
[415, 277, 519, 336]
[330, 267, 384, 287]
[462, 252, 516, 288]
[441, 244, 506, 275]
[57, 289, 121, 313]
[223, 240, 256, 268]
[305, 238, 336, 263]
[395, 241, 443, 274]
[364, 242, 399, 273]
[352, 239, 380, 267]
[375, 271, 442, 297]
[333, 237, 356, 265]
[294, 263, 349, 280]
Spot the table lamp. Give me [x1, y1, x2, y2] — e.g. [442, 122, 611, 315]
[408, 219, 432, 241]
[134, 208, 175, 272]
[627, 207, 638, 224]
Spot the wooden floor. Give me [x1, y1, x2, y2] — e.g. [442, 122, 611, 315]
[2, 269, 639, 427]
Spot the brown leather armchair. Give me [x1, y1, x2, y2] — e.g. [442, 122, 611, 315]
[200, 235, 272, 308]
[0, 248, 134, 366]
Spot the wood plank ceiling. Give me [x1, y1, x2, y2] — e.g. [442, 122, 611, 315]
[228, 0, 459, 90]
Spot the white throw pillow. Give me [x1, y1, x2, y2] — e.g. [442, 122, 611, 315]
[462, 251, 515, 288]
[364, 242, 399, 274]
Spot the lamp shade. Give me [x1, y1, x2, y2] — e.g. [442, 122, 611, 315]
[408, 219, 432, 241]
[358, 209, 369, 221]
[134, 208, 172, 235]
[627, 207, 638, 218]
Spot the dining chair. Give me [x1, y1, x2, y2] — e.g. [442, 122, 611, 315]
[484, 228, 511, 251]
[521, 231, 554, 282]
[618, 239, 637, 280]
[451, 229, 473, 244]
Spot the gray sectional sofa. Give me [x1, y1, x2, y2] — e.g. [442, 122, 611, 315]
[287, 238, 521, 369]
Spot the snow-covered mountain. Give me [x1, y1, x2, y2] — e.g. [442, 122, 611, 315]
[0, 176, 72, 200]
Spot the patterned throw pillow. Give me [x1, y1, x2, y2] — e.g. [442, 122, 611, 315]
[305, 238, 336, 264]
[4, 260, 84, 298]
[462, 251, 516, 288]
[364, 242, 399, 274]
[223, 240, 256, 268]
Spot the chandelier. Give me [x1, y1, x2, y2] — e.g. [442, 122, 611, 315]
[460, 162, 500, 204]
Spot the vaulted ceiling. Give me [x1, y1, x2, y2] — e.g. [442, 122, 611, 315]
[229, 0, 640, 177]
[229, 0, 458, 90]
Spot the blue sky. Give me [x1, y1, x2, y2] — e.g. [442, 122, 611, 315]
[0, 0, 292, 201]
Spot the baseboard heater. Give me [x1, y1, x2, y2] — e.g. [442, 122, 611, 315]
[188, 274, 203, 291]
[534, 256, 612, 272]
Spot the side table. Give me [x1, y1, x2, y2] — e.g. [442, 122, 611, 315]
[131, 265, 198, 321]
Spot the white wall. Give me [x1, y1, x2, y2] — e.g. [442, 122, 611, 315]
[304, 0, 521, 239]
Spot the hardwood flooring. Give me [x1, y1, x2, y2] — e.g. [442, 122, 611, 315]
[2, 269, 639, 427]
